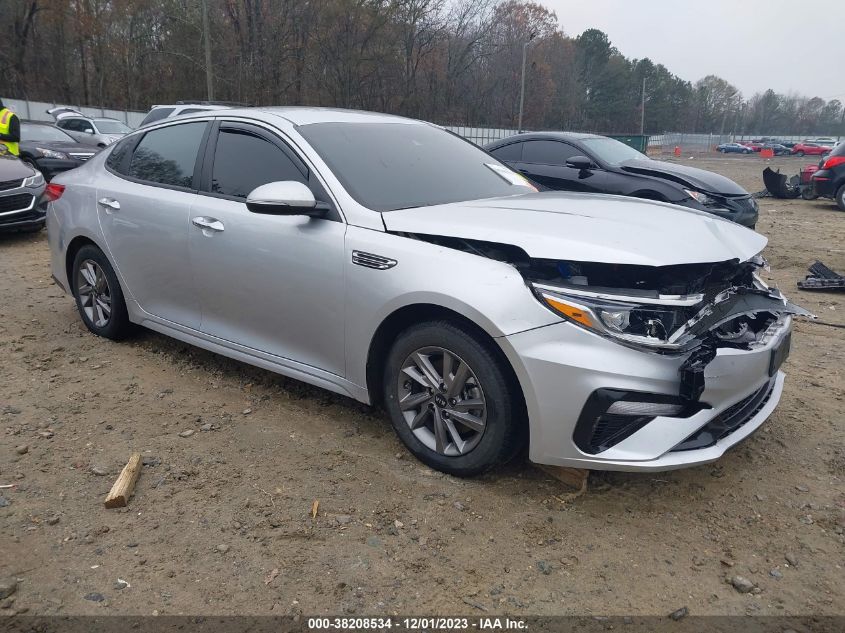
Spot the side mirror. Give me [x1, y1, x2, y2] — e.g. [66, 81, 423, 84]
[84, 128, 95, 134]
[566, 155, 594, 170]
[246, 181, 326, 217]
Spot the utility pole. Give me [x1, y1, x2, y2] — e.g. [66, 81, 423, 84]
[201, 0, 214, 101]
[640, 77, 646, 135]
[517, 34, 536, 133]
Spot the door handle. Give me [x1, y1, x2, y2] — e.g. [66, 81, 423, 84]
[97, 197, 120, 211]
[191, 216, 225, 232]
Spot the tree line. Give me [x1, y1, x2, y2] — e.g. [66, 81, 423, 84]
[3, 0, 843, 136]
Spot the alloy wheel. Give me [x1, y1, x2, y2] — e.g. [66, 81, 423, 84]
[76, 259, 112, 327]
[397, 346, 487, 456]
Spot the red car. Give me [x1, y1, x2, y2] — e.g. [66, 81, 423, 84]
[741, 142, 763, 152]
[791, 142, 832, 157]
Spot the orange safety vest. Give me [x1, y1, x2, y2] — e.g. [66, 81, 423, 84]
[0, 108, 20, 156]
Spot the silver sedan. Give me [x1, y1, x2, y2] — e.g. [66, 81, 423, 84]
[46, 108, 807, 476]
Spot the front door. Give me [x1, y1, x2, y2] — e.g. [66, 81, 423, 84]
[96, 121, 209, 329]
[188, 121, 347, 376]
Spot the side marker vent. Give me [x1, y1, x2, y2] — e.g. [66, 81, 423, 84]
[352, 251, 397, 270]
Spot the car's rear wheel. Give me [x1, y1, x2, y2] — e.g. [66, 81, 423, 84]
[383, 320, 524, 476]
[72, 245, 132, 340]
[836, 184, 845, 211]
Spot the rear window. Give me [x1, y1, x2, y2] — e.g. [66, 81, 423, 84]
[127, 122, 206, 188]
[139, 107, 175, 127]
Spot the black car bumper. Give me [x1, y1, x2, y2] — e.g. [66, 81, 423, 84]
[812, 169, 839, 197]
[33, 157, 86, 181]
[0, 194, 46, 232]
[685, 196, 759, 228]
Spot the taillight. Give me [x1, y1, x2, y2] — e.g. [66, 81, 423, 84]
[821, 156, 845, 170]
[44, 183, 65, 201]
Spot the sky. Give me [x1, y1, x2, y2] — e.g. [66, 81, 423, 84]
[542, 0, 845, 101]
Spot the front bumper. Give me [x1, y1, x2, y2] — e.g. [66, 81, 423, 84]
[0, 186, 47, 232]
[684, 196, 758, 228]
[500, 316, 790, 471]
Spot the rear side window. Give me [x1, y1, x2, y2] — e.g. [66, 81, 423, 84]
[491, 142, 523, 162]
[139, 108, 175, 126]
[105, 137, 136, 174]
[209, 128, 307, 198]
[177, 108, 206, 115]
[128, 122, 206, 188]
[522, 140, 580, 165]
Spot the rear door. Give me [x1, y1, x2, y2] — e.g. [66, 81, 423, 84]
[96, 120, 210, 329]
[188, 120, 347, 375]
[514, 140, 600, 192]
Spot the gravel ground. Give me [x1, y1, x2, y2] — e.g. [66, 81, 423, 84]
[0, 154, 843, 618]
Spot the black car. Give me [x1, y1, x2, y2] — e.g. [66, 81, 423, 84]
[18, 122, 97, 180]
[812, 142, 845, 210]
[0, 151, 48, 233]
[763, 143, 791, 156]
[485, 132, 759, 227]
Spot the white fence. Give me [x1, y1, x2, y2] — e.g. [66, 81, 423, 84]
[1, 97, 148, 128]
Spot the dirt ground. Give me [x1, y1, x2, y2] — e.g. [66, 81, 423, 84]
[1, 154, 843, 618]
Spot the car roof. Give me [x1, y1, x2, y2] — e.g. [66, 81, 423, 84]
[153, 106, 423, 127]
[485, 131, 603, 147]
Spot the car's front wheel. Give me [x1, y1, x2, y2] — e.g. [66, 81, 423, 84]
[796, 151, 805, 157]
[72, 245, 132, 340]
[383, 320, 524, 476]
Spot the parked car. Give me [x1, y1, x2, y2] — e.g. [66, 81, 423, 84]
[485, 132, 759, 227]
[0, 149, 47, 233]
[741, 142, 763, 152]
[806, 137, 836, 146]
[18, 122, 97, 180]
[717, 142, 752, 154]
[812, 141, 845, 210]
[762, 143, 791, 156]
[46, 108, 808, 475]
[138, 101, 239, 127]
[46, 107, 132, 147]
[791, 142, 832, 157]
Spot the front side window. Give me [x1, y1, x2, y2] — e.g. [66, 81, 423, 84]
[298, 122, 533, 211]
[128, 122, 206, 188]
[522, 140, 580, 165]
[95, 120, 132, 134]
[210, 128, 307, 198]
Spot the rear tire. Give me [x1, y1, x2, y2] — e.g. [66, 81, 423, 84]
[71, 245, 132, 340]
[836, 184, 845, 211]
[383, 320, 524, 477]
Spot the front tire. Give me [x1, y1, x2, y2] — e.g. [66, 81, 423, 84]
[383, 320, 524, 476]
[71, 245, 132, 340]
[796, 151, 805, 157]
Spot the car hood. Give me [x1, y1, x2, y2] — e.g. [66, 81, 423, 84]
[381, 192, 767, 267]
[0, 152, 36, 179]
[619, 158, 748, 196]
[20, 140, 92, 154]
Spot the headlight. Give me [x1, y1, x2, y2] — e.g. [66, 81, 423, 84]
[533, 283, 704, 351]
[23, 172, 45, 187]
[36, 147, 68, 160]
[684, 189, 720, 206]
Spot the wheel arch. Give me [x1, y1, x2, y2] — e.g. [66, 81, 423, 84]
[365, 303, 526, 420]
[65, 235, 103, 293]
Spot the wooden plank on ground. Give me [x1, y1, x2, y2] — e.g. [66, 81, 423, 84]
[104, 453, 142, 509]
[536, 464, 589, 495]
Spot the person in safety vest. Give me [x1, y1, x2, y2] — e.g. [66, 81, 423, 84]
[0, 99, 21, 156]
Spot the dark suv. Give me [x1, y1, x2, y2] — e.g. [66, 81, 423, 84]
[812, 142, 845, 210]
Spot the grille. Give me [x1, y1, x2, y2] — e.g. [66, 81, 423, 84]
[587, 414, 652, 453]
[0, 208, 42, 225]
[0, 178, 22, 192]
[0, 193, 35, 213]
[671, 379, 776, 452]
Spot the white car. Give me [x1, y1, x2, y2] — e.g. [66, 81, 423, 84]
[45, 107, 810, 476]
[46, 107, 132, 147]
[138, 102, 237, 127]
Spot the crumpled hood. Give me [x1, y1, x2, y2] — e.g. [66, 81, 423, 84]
[620, 159, 748, 196]
[382, 191, 767, 267]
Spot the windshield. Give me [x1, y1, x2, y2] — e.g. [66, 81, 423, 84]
[95, 120, 132, 134]
[580, 137, 645, 165]
[21, 123, 76, 143]
[297, 122, 535, 211]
